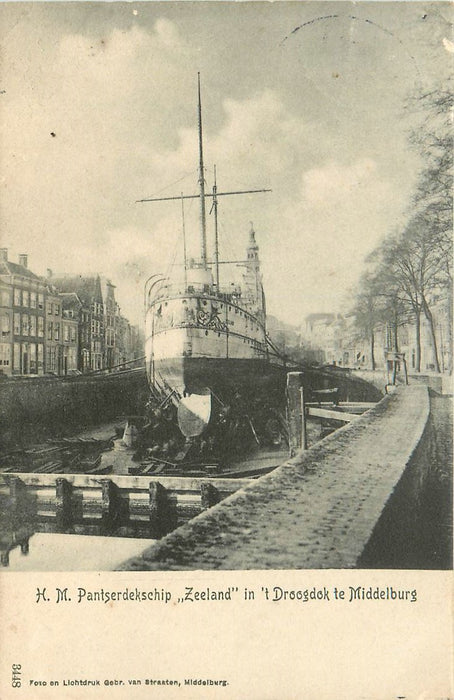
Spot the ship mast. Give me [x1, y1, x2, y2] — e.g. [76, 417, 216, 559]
[197, 73, 207, 268]
[212, 165, 220, 289]
[136, 76, 272, 282]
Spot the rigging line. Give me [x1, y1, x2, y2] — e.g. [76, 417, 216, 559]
[136, 188, 271, 204]
[140, 169, 198, 200]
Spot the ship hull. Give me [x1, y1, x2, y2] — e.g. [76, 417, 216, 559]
[152, 355, 286, 398]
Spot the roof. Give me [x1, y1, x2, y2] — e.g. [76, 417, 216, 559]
[59, 292, 83, 311]
[48, 275, 102, 305]
[0, 260, 42, 281]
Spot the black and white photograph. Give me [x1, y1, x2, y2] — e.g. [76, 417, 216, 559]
[0, 1, 452, 697]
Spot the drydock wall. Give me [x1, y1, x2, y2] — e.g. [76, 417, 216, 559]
[0, 366, 379, 450]
[0, 368, 149, 449]
[118, 385, 434, 570]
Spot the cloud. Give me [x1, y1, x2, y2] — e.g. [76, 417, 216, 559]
[262, 157, 412, 322]
[0, 6, 428, 330]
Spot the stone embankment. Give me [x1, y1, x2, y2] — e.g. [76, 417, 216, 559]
[119, 384, 441, 571]
[0, 368, 148, 449]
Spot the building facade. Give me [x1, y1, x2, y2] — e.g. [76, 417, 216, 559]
[49, 274, 105, 372]
[0, 249, 47, 376]
[302, 294, 452, 375]
[1, 252, 141, 376]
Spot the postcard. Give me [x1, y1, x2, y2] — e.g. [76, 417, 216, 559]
[0, 2, 452, 698]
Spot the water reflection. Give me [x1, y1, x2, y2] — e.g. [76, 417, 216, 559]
[0, 482, 156, 570]
[5, 532, 156, 572]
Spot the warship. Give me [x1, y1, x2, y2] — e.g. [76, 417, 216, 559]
[141, 76, 289, 446]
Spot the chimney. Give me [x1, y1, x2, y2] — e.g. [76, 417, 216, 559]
[0, 248, 7, 262]
[18, 254, 28, 268]
[47, 268, 52, 278]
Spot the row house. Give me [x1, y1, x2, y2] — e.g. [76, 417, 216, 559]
[48, 274, 105, 372]
[1, 251, 142, 376]
[0, 249, 47, 376]
[45, 287, 79, 375]
[101, 278, 117, 369]
[302, 313, 347, 366]
[302, 292, 452, 375]
[0, 249, 80, 376]
[52, 274, 143, 372]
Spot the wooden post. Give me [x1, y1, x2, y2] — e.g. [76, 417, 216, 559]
[300, 386, 307, 451]
[402, 356, 409, 385]
[287, 372, 306, 457]
[101, 479, 121, 534]
[200, 482, 220, 510]
[55, 478, 72, 530]
[9, 477, 26, 512]
[148, 482, 168, 539]
[392, 359, 397, 386]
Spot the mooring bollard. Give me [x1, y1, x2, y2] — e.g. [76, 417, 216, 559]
[9, 476, 27, 512]
[101, 479, 121, 534]
[200, 482, 220, 510]
[287, 372, 307, 457]
[148, 481, 168, 539]
[55, 478, 73, 530]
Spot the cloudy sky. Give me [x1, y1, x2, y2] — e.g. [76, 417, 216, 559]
[0, 1, 452, 326]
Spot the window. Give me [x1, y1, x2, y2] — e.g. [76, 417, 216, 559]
[29, 343, 37, 373]
[47, 302, 53, 315]
[37, 344, 44, 373]
[70, 326, 76, 342]
[38, 316, 44, 338]
[21, 343, 29, 373]
[1, 290, 10, 306]
[46, 346, 57, 372]
[68, 347, 77, 369]
[38, 293, 44, 310]
[22, 290, 29, 307]
[54, 303, 60, 316]
[64, 324, 70, 342]
[1, 314, 10, 337]
[30, 292, 37, 309]
[92, 353, 103, 370]
[54, 322, 60, 341]
[13, 343, 20, 370]
[14, 288, 21, 306]
[21, 314, 29, 336]
[14, 313, 20, 335]
[29, 316, 36, 336]
[82, 349, 90, 370]
[47, 321, 53, 341]
[0, 343, 10, 366]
